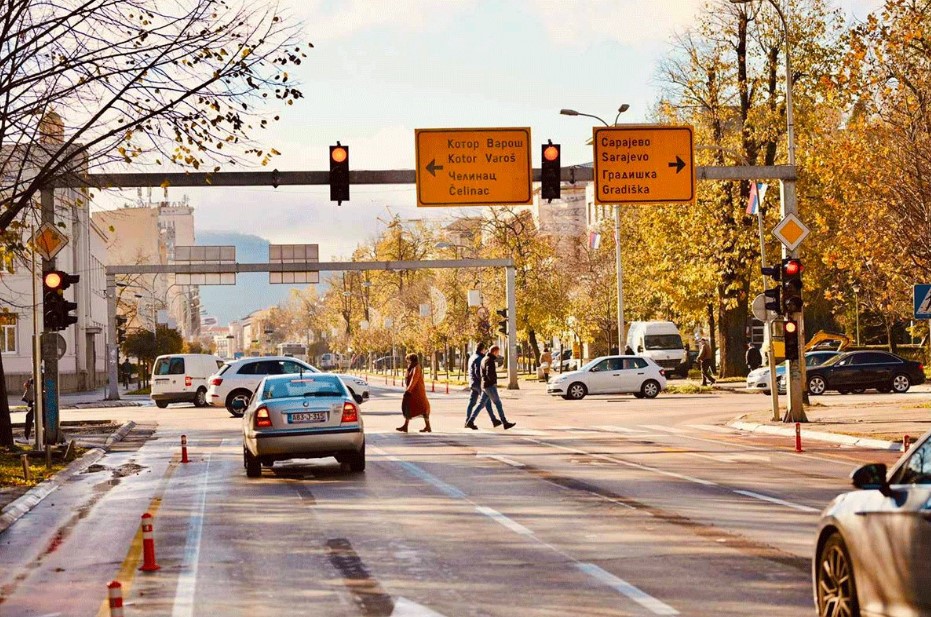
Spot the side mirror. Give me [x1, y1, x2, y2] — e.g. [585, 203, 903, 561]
[851, 463, 891, 495]
[231, 398, 247, 412]
[353, 393, 364, 405]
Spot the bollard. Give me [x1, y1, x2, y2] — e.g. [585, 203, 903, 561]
[431, 380, 435, 393]
[108, 581, 124, 617]
[21, 454, 30, 482]
[903, 434, 911, 452]
[795, 422, 803, 453]
[445, 381, 449, 395]
[180, 434, 189, 464]
[139, 512, 161, 571]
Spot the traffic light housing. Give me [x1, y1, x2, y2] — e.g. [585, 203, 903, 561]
[497, 308, 508, 336]
[761, 264, 782, 315]
[329, 142, 349, 204]
[541, 141, 561, 201]
[116, 315, 127, 345]
[784, 318, 800, 360]
[781, 258, 803, 314]
[43, 270, 80, 331]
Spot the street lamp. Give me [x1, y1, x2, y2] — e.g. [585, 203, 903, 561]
[560, 103, 630, 352]
[852, 284, 861, 346]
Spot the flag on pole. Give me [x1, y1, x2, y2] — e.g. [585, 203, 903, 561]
[746, 182, 768, 215]
[588, 231, 602, 250]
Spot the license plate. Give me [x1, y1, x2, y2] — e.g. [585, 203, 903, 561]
[289, 411, 327, 424]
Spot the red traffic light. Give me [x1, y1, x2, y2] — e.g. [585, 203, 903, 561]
[543, 145, 560, 162]
[783, 259, 803, 276]
[44, 271, 63, 289]
[331, 146, 348, 164]
[785, 320, 798, 334]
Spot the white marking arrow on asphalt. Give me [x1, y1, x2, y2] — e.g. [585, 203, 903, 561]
[392, 597, 449, 616]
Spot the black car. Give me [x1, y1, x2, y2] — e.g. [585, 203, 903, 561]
[805, 350, 925, 395]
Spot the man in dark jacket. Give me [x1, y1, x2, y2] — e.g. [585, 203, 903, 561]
[464, 343, 497, 430]
[745, 343, 763, 372]
[471, 345, 515, 430]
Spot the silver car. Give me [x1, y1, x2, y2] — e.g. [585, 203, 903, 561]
[241, 374, 365, 477]
[813, 430, 931, 616]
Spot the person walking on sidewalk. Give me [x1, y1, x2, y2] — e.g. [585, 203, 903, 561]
[698, 337, 716, 386]
[474, 346, 515, 430]
[21, 377, 35, 442]
[465, 343, 497, 430]
[539, 347, 553, 382]
[397, 353, 432, 433]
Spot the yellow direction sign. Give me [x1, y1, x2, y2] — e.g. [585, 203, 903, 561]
[415, 128, 532, 207]
[31, 222, 69, 261]
[592, 125, 694, 205]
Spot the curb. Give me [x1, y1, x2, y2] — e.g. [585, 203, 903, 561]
[0, 420, 137, 535]
[728, 420, 901, 451]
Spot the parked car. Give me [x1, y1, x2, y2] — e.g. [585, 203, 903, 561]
[627, 320, 688, 377]
[207, 356, 370, 416]
[150, 354, 225, 408]
[812, 429, 931, 617]
[241, 374, 365, 477]
[746, 350, 840, 395]
[547, 355, 666, 400]
[805, 350, 925, 395]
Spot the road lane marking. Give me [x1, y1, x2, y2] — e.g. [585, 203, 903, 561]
[690, 453, 772, 464]
[371, 444, 678, 614]
[592, 425, 646, 433]
[732, 489, 819, 513]
[477, 454, 526, 467]
[171, 455, 212, 617]
[576, 563, 679, 615]
[685, 424, 733, 433]
[392, 597, 449, 616]
[641, 424, 688, 434]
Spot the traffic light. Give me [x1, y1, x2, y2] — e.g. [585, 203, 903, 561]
[781, 258, 803, 314]
[784, 318, 800, 360]
[541, 141, 561, 201]
[116, 315, 127, 345]
[497, 308, 508, 336]
[329, 142, 349, 204]
[42, 270, 80, 331]
[761, 264, 782, 315]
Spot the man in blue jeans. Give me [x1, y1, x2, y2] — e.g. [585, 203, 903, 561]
[471, 345, 515, 430]
[465, 342, 498, 430]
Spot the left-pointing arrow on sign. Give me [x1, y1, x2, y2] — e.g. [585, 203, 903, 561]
[426, 159, 444, 177]
[668, 156, 686, 174]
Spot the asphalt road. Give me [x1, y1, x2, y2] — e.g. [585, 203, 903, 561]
[0, 386, 905, 616]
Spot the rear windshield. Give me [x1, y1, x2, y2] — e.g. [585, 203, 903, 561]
[261, 376, 347, 400]
[154, 357, 184, 375]
[644, 334, 683, 350]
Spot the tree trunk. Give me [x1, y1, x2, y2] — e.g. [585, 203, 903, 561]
[528, 329, 540, 371]
[0, 353, 13, 448]
[706, 303, 717, 371]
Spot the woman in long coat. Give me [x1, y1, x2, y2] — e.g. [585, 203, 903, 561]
[397, 353, 431, 433]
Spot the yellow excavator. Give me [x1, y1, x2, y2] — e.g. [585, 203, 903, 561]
[804, 331, 852, 352]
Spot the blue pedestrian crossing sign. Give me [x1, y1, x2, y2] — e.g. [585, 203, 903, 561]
[914, 285, 931, 319]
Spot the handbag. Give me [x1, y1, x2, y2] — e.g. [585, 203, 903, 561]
[401, 391, 411, 418]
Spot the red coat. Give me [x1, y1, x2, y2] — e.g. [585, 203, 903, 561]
[403, 365, 431, 418]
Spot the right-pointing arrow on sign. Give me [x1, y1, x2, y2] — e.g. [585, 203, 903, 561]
[668, 156, 686, 173]
[426, 159, 444, 177]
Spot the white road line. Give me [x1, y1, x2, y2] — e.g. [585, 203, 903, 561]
[732, 489, 819, 513]
[593, 425, 646, 433]
[477, 454, 526, 468]
[576, 563, 679, 615]
[374, 444, 677, 614]
[171, 456, 212, 617]
[474, 505, 535, 536]
[391, 597, 449, 617]
[641, 424, 688, 434]
[685, 424, 733, 433]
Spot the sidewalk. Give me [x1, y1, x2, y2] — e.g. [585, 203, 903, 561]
[6, 384, 149, 412]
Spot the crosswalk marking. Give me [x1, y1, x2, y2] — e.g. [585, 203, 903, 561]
[592, 425, 646, 433]
[684, 424, 732, 433]
[641, 424, 688, 434]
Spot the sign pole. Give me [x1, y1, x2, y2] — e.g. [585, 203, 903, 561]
[40, 186, 61, 444]
[614, 205, 625, 352]
[756, 204, 780, 422]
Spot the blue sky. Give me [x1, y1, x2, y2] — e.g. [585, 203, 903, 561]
[101, 1, 882, 266]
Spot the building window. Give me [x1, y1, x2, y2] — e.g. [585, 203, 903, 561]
[0, 314, 17, 354]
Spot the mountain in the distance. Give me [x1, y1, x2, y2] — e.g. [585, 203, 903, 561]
[196, 231, 295, 326]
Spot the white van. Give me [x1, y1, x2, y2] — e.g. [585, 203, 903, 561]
[626, 321, 688, 377]
[151, 354, 225, 408]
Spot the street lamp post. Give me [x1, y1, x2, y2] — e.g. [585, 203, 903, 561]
[852, 284, 861, 346]
[560, 104, 629, 353]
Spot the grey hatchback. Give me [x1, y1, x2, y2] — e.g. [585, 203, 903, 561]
[241, 374, 365, 477]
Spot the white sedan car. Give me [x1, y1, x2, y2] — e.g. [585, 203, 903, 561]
[207, 356, 369, 416]
[547, 355, 666, 400]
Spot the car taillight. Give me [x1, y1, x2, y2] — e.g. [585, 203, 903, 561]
[255, 406, 272, 428]
[341, 402, 358, 423]
[659, 369, 665, 377]
[209, 376, 223, 386]
[185, 376, 193, 387]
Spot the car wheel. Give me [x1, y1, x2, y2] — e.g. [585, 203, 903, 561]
[226, 390, 252, 417]
[808, 375, 827, 396]
[762, 389, 771, 396]
[348, 442, 366, 473]
[837, 388, 850, 395]
[155, 400, 169, 409]
[641, 379, 660, 399]
[194, 388, 208, 407]
[633, 392, 645, 399]
[891, 373, 911, 393]
[244, 447, 261, 478]
[852, 389, 865, 394]
[816, 533, 860, 617]
[567, 382, 587, 400]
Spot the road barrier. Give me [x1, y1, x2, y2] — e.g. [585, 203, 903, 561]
[139, 512, 161, 572]
[108, 581, 124, 616]
[794, 423, 803, 453]
[181, 434, 189, 464]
